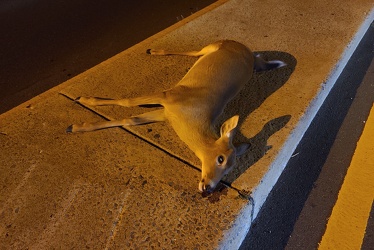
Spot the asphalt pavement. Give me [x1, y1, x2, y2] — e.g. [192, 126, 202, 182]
[240, 21, 374, 250]
[0, 0, 216, 114]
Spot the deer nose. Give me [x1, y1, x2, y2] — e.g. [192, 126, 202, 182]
[199, 178, 214, 194]
[204, 184, 212, 192]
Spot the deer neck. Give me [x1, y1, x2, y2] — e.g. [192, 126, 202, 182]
[177, 122, 218, 161]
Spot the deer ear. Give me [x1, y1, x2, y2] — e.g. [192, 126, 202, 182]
[220, 115, 239, 140]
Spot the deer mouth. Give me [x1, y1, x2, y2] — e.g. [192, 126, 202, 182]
[199, 179, 216, 194]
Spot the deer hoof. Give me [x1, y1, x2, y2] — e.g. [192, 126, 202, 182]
[66, 125, 74, 133]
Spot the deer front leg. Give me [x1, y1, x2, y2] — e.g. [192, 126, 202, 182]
[66, 109, 165, 133]
[75, 92, 166, 107]
[146, 42, 221, 57]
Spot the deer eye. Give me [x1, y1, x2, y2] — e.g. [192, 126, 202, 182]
[217, 155, 225, 165]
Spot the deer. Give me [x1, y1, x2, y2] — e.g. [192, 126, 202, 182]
[66, 40, 286, 194]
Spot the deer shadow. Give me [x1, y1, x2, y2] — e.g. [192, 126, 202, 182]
[214, 51, 297, 186]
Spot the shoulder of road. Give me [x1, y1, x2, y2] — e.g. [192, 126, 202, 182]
[0, 0, 373, 248]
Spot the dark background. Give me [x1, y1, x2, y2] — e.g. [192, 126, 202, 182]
[0, 0, 216, 114]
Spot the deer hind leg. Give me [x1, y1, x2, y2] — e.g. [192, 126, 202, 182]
[75, 92, 166, 107]
[66, 109, 165, 133]
[146, 42, 221, 57]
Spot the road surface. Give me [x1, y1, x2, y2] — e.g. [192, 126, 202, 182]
[1, 1, 372, 249]
[240, 22, 373, 250]
[0, 0, 216, 114]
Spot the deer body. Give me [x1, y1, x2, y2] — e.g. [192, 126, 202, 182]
[67, 40, 285, 193]
[163, 41, 253, 151]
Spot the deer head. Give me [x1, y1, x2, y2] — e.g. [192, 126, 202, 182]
[198, 115, 249, 193]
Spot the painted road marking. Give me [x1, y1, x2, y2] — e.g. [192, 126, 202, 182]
[319, 104, 374, 249]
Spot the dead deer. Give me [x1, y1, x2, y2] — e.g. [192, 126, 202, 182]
[67, 40, 286, 194]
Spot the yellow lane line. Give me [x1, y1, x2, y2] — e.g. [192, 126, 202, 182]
[319, 103, 374, 250]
